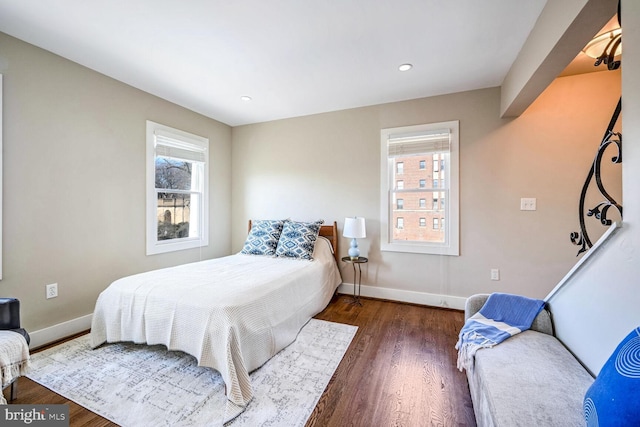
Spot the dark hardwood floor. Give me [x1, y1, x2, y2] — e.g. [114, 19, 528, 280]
[6, 295, 476, 426]
[310, 295, 476, 427]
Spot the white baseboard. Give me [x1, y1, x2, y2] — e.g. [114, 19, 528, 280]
[29, 313, 93, 349]
[337, 283, 466, 310]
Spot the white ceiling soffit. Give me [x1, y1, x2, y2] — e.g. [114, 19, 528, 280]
[0, 1, 547, 126]
[501, 0, 619, 117]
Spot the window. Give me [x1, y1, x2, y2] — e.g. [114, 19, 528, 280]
[397, 180, 404, 190]
[419, 160, 426, 169]
[380, 120, 459, 255]
[397, 217, 404, 229]
[146, 121, 209, 255]
[419, 217, 426, 227]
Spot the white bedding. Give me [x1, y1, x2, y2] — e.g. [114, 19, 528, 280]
[90, 236, 341, 422]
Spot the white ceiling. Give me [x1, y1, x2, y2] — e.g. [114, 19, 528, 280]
[0, 1, 551, 126]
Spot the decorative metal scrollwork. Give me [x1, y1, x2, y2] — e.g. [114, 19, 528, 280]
[595, 1, 622, 72]
[570, 4, 622, 256]
[594, 31, 621, 71]
[570, 99, 622, 256]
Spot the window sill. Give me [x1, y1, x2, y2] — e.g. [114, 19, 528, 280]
[381, 242, 459, 256]
[146, 238, 208, 255]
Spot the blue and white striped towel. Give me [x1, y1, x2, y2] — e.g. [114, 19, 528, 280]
[455, 293, 545, 372]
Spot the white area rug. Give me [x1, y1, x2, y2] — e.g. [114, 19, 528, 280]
[27, 319, 356, 427]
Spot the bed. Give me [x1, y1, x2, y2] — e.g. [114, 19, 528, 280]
[90, 220, 341, 422]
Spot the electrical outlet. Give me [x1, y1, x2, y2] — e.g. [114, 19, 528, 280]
[520, 197, 537, 211]
[46, 283, 58, 299]
[490, 269, 500, 281]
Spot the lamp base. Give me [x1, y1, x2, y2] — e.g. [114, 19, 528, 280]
[348, 238, 360, 260]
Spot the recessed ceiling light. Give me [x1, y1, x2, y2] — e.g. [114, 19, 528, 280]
[398, 63, 413, 72]
[240, 95, 252, 102]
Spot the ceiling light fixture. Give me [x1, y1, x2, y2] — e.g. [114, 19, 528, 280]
[398, 63, 413, 72]
[582, 28, 621, 69]
[240, 95, 252, 102]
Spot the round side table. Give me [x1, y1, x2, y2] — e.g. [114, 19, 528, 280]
[341, 256, 368, 306]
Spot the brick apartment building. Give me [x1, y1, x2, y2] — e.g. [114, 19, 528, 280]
[392, 153, 446, 243]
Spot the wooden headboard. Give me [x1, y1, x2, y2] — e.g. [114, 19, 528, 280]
[319, 222, 339, 264]
[248, 220, 339, 264]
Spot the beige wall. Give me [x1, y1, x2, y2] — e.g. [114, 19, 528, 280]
[232, 69, 621, 304]
[0, 33, 232, 333]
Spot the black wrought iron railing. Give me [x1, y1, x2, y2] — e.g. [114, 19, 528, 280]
[570, 99, 622, 256]
[570, 5, 622, 256]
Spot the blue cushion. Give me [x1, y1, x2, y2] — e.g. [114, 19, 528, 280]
[584, 327, 640, 426]
[240, 219, 285, 256]
[275, 220, 324, 260]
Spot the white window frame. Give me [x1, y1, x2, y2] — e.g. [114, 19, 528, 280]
[380, 120, 459, 255]
[146, 121, 209, 255]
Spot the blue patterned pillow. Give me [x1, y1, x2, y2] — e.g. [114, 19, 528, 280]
[275, 220, 324, 260]
[584, 327, 640, 426]
[240, 219, 285, 256]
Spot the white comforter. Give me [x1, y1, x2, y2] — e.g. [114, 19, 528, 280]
[90, 237, 341, 421]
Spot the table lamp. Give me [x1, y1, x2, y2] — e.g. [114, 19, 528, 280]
[343, 217, 366, 260]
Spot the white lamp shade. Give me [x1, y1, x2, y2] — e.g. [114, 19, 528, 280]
[343, 217, 366, 239]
